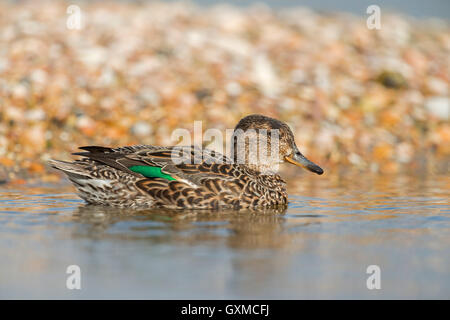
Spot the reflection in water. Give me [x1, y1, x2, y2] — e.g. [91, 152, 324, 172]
[0, 172, 449, 298]
[70, 204, 293, 249]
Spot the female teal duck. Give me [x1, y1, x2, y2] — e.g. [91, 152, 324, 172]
[50, 114, 323, 209]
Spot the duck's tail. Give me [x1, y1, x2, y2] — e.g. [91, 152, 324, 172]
[48, 159, 91, 180]
[49, 159, 149, 207]
[49, 159, 112, 204]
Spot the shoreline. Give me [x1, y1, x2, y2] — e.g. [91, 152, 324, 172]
[0, 1, 448, 183]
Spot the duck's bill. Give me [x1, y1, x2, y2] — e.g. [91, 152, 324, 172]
[285, 153, 324, 175]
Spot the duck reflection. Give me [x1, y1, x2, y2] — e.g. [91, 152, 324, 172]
[68, 204, 316, 249]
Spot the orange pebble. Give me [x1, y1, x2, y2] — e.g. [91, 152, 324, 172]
[28, 162, 45, 174]
[11, 179, 26, 185]
[0, 157, 14, 167]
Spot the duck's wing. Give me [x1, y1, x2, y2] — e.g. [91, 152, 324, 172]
[73, 145, 234, 182]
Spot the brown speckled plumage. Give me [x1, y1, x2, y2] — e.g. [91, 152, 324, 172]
[50, 115, 323, 209]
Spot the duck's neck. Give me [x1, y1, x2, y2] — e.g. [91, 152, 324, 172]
[242, 163, 278, 175]
[231, 141, 280, 175]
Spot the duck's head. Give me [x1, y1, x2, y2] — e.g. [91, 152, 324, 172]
[231, 114, 324, 175]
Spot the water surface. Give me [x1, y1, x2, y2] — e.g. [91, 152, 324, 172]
[0, 172, 449, 299]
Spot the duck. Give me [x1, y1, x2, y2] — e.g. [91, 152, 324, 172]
[49, 114, 323, 209]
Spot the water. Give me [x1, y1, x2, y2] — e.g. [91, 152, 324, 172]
[190, 0, 450, 19]
[0, 172, 449, 299]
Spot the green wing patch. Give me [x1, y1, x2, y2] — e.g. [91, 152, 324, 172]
[129, 166, 176, 181]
